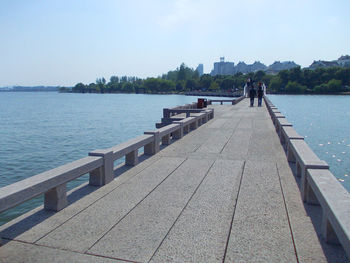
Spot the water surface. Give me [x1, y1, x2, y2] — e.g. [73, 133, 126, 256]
[269, 95, 350, 191]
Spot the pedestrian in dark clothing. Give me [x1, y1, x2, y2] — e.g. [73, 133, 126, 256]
[249, 85, 256, 107]
[257, 82, 264, 107]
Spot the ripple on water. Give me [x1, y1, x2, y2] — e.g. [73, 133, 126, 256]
[269, 94, 350, 194]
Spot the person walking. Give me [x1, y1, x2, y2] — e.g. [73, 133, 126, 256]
[249, 83, 256, 107]
[257, 82, 264, 107]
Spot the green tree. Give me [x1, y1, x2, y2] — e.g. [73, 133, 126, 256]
[199, 74, 212, 90]
[289, 66, 302, 83]
[185, 79, 197, 91]
[72, 82, 86, 93]
[278, 70, 289, 87]
[209, 81, 219, 91]
[122, 82, 135, 93]
[178, 63, 187, 81]
[221, 77, 234, 91]
[269, 76, 282, 93]
[285, 81, 306, 93]
[160, 79, 176, 92]
[87, 83, 99, 93]
[327, 79, 342, 92]
[110, 76, 119, 84]
[254, 70, 266, 82]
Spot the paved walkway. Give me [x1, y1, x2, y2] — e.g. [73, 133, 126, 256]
[0, 99, 347, 262]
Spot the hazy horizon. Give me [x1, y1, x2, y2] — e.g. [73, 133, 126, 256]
[1, 0, 349, 86]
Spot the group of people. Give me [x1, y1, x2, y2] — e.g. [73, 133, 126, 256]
[247, 78, 264, 107]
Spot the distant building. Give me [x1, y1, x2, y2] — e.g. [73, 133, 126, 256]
[209, 57, 303, 75]
[309, 60, 339, 70]
[196, 64, 204, 76]
[265, 61, 299, 74]
[234, 61, 248, 74]
[338, 55, 350, 66]
[210, 57, 235, 76]
[308, 55, 350, 70]
[250, 61, 267, 72]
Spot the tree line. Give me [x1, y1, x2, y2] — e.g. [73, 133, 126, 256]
[61, 63, 350, 94]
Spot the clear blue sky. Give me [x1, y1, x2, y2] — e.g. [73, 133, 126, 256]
[1, 0, 349, 86]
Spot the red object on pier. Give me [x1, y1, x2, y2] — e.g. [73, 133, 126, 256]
[197, 98, 207, 109]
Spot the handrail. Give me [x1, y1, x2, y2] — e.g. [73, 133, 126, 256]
[208, 99, 235, 105]
[264, 95, 350, 258]
[0, 156, 103, 213]
[163, 108, 209, 118]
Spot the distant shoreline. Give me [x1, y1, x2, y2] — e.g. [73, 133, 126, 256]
[1, 89, 350, 96]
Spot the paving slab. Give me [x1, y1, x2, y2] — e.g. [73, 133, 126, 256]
[220, 128, 252, 159]
[225, 213, 296, 263]
[88, 158, 214, 262]
[195, 129, 233, 154]
[206, 118, 227, 129]
[0, 241, 124, 263]
[36, 157, 185, 253]
[150, 159, 244, 263]
[224, 160, 296, 263]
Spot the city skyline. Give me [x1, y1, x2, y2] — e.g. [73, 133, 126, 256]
[1, 0, 349, 86]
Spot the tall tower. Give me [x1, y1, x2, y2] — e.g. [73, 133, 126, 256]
[196, 64, 204, 76]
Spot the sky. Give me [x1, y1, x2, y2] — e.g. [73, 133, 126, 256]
[0, 0, 349, 86]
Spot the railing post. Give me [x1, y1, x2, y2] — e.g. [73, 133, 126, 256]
[44, 183, 68, 211]
[322, 210, 340, 245]
[305, 181, 319, 205]
[287, 143, 296, 163]
[190, 119, 198, 130]
[173, 121, 184, 139]
[162, 134, 171, 145]
[125, 149, 138, 166]
[88, 150, 114, 185]
[163, 108, 170, 118]
[144, 131, 160, 155]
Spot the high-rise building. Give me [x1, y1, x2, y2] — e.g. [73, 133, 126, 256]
[210, 57, 235, 76]
[196, 64, 204, 76]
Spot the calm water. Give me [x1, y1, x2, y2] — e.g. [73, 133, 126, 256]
[0, 92, 215, 225]
[269, 95, 350, 192]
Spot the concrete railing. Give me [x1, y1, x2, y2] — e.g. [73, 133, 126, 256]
[233, 95, 245, 104]
[208, 99, 235, 105]
[184, 91, 243, 97]
[264, 95, 350, 259]
[0, 102, 214, 245]
[207, 96, 245, 106]
[0, 156, 104, 213]
[158, 106, 214, 128]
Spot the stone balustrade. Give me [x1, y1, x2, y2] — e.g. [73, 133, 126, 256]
[264, 95, 350, 259]
[0, 156, 104, 213]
